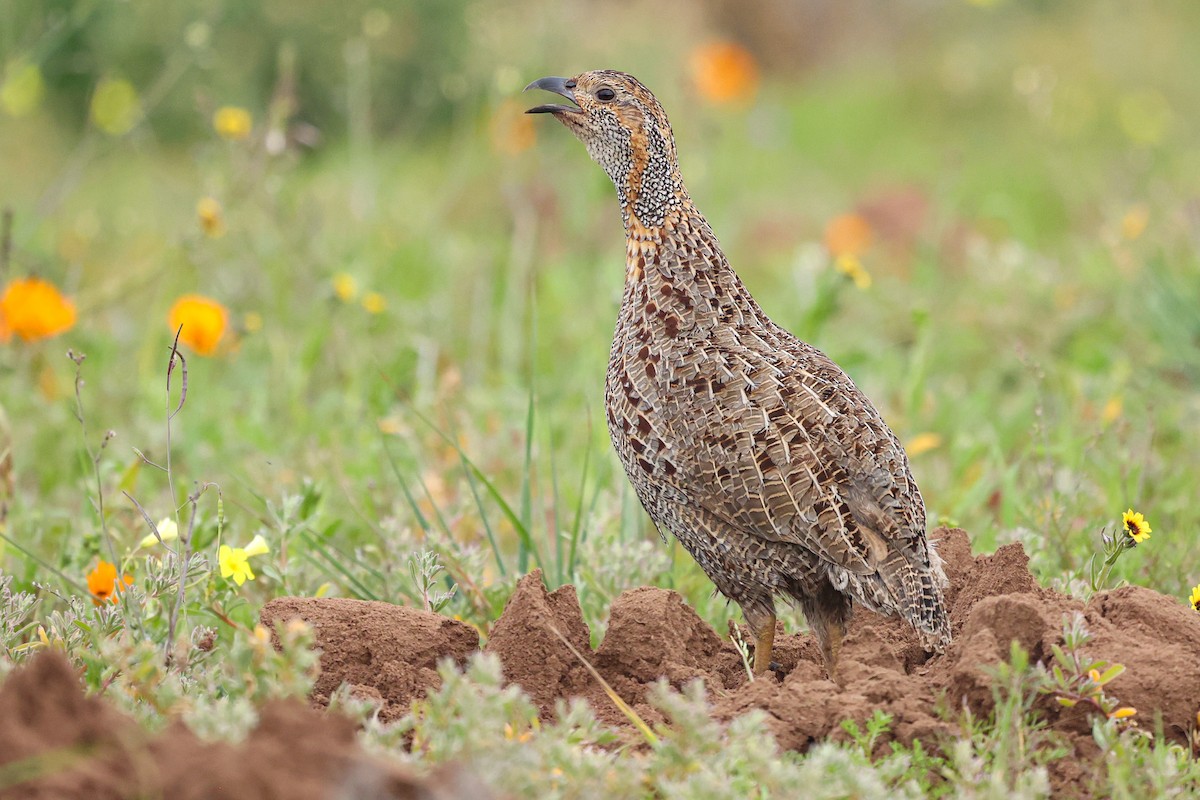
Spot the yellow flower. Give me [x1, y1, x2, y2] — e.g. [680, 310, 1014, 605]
[0, 277, 77, 343]
[219, 534, 270, 586]
[87, 560, 133, 605]
[362, 291, 386, 314]
[1109, 707, 1137, 721]
[196, 197, 225, 237]
[906, 432, 943, 457]
[37, 362, 60, 401]
[1101, 396, 1123, 424]
[1120, 205, 1149, 241]
[91, 77, 141, 135]
[243, 311, 263, 333]
[213, 106, 252, 140]
[139, 517, 179, 549]
[1, 59, 45, 117]
[502, 722, 533, 743]
[1117, 90, 1172, 146]
[168, 294, 229, 356]
[824, 213, 873, 258]
[377, 415, 405, 435]
[332, 273, 358, 302]
[1121, 509, 1151, 545]
[690, 41, 760, 104]
[1188, 584, 1200, 613]
[834, 254, 872, 290]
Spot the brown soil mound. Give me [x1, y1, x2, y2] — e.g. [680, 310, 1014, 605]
[0, 651, 489, 800]
[709, 531, 1200, 759]
[482, 571, 748, 728]
[260, 596, 479, 722]
[285, 528, 1200, 766]
[593, 586, 746, 692]
[278, 527, 1190, 767]
[483, 572, 594, 718]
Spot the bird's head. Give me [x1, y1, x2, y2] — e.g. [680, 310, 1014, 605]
[526, 70, 684, 229]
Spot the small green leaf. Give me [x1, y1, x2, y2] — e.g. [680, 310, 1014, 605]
[1050, 644, 1072, 669]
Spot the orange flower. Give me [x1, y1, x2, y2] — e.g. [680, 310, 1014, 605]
[690, 41, 760, 104]
[490, 98, 537, 155]
[824, 213, 873, 258]
[168, 294, 229, 356]
[87, 560, 133, 605]
[0, 277, 77, 343]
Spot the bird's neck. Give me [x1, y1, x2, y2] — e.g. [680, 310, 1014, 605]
[618, 154, 689, 231]
[620, 200, 762, 338]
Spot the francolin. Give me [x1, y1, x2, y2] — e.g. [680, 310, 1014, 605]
[526, 70, 951, 680]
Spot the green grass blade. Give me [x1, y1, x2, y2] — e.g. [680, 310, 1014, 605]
[518, 389, 535, 573]
[407, 406, 544, 574]
[0, 530, 89, 595]
[458, 448, 507, 577]
[566, 423, 593, 582]
[381, 436, 434, 535]
[296, 526, 383, 601]
[548, 423, 562, 585]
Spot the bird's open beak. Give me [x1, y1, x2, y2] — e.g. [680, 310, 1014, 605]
[524, 76, 580, 115]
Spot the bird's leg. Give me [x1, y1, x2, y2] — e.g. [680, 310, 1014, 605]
[742, 603, 777, 675]
[816, 618, 845, 687]
[754, 617, 776, 675]
[802, 589, 851, 687]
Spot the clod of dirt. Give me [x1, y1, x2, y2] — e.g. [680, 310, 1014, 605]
[484, 573, 750, 728]
[260, 596, 479, 722]
[946, 591, 1081, 714]
[948, 541, 1043, 623]
[595, 586, 745, 693]
[0, 650, 136, 798]
[1083, 585, 1200, 743]
[930, 525, 975, 602]
[483, 569, 595, 718]
[0, 651, 490, 800]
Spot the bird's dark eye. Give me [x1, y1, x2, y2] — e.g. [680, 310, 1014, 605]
[595, 87, 616, 102]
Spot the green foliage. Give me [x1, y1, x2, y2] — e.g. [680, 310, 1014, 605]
[406, 549, 456, 613]
[1044, 612, 1136, 724]
[842, 709, 896, 759]
[380, 660, 930, 800]
[959, 641, 1063, 796]
[1093, 722, 1200, 799]
[0, 0, 477, 138]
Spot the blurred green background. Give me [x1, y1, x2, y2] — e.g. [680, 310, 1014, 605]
[2, 0, 1199, 623]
